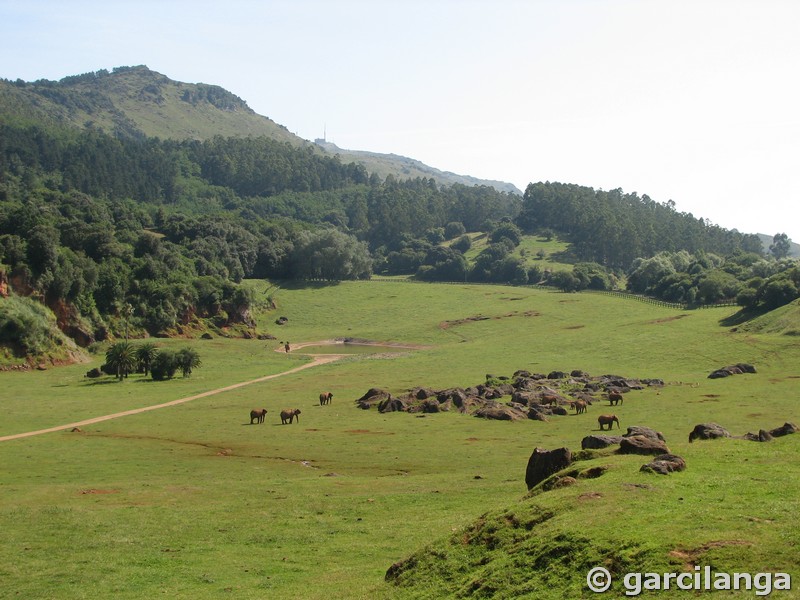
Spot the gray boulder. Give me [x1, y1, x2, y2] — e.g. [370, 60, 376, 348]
[624, 426, 666, 442]
[688, 423, 731, 443]
[619, 435, 670, 456]
[525, 447, 573, 490]
[474, 404, 527, 421]
[641, 454, 686, 475]
[769, 422, 799, 437]
[581, 435, 624, 450]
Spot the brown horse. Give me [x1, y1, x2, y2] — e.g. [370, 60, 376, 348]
[608, 391, 624, 406]
[540, 394, 559, 406]
[250, 408, 268, 424]
[319, 392, 333, 405]
[280, 408, 301, 424]
[572, 400, 587, 414]
[598, 414, 620, 430]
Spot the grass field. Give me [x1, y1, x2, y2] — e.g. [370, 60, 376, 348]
[1, 281, 798, 599]
[457, 232, 574, 273]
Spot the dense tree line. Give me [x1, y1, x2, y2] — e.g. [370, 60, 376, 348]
[0, 120, 519, 347]
[516, 182, 764, 268]
[3, 114, 795, 357]
[625, 249, 800, 309]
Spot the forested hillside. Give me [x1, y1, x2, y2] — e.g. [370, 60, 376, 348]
[514, 182, 798, 308]
[1, 67, 798, 363]
[0, 66, 519, 192]
[0, 118, 519, 356]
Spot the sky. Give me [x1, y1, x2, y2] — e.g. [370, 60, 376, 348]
[1, 0, 798, 242]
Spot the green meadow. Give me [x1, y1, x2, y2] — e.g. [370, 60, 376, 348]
[1, 281, 798, 599]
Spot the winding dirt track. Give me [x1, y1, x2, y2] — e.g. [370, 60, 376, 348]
[0, 353, 344, 443]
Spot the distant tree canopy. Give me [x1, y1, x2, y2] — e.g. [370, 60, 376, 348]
[623, 249, 800, 308]
[0, 120, 521, 344]
[516, 182, 764, 269]
[770, 233, 791, 260]
[2, 114, 797, 357]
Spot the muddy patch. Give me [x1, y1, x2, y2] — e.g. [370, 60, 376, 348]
[439, 311, 540, 329]
[669, 540, 753, 569]
[439, 315, 490, 329]
[578, 492, 603, 501]
[648, 314, 690, 325]
[344, 429, 395, 435]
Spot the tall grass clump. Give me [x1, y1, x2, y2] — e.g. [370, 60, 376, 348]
[0, 294, 78, 361]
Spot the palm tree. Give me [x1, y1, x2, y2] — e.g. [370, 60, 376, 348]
[135, 342, 159, 376]
[176, 347, 202, 378]
[105, 341, 137, 381]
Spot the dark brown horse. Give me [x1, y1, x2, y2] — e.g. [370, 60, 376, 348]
[280, 408, 301, 424]
[319, 392, 333, 405]
[597, 414, 620, 430]
[540, 394, 559, 406]
[250, 408, 268, 424]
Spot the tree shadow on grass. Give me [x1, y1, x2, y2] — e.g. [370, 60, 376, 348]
[279, 280, 342, 291]
[719, 307, 767, 328]
[83, 378, 123, 386]
[547, 249, 579, 265]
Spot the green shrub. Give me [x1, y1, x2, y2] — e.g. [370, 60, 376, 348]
[150, 350, 179, 380]
[0, 294, 65, 357]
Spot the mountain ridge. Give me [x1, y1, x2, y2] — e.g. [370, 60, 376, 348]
[0, 65, 520, 193]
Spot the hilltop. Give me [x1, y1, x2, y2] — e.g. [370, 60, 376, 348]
[0, 65, 518, 193]
[314, 140, 521, 194]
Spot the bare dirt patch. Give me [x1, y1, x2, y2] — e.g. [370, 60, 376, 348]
[439, 311, 540, 330]
[578, 492, 603, 501]
[79, 489, 118, 495]
[648, 314, 690, 325]
[669, 540, 753, 569]
[344, 429, 394, 435]
[439, 315, 490, 329]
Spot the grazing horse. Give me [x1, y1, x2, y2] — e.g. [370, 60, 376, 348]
[250, 408, 268, 424]
[540, 394, 559, 406]
[597, 414, 620, 430]
[280, 408, 301, 424]
[319, 391, 333, 405]
[608, 391, 624, 406]
[572, 400, 587, 414]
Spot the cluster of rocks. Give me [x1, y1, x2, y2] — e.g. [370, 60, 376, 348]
[527, 420, 800, 491]
[708, 363, 756, 379]
[1, 363, 41, 372]
[355, 369, 663, 420]
[688, 421, 798, 443]
[527, 425, 685, 490]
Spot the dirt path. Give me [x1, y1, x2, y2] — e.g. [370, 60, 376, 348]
[0, 353, 343, 443]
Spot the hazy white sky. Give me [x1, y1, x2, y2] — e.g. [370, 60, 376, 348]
[1, 0, 798, 241]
